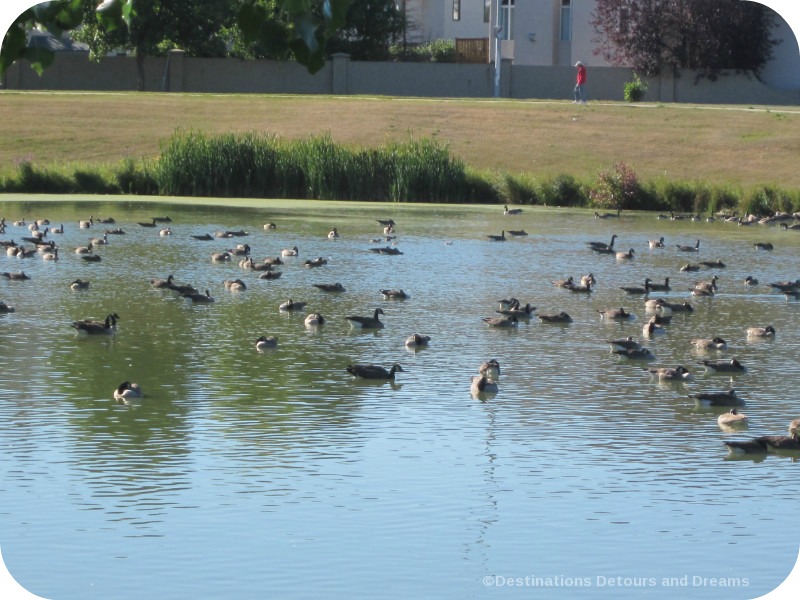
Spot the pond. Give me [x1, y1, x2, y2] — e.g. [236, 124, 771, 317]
[1, 196, 799, 600]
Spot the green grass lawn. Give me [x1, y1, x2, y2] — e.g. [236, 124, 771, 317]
[2, 91, 799, 188]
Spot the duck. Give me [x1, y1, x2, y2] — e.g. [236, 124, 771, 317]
[113, 381, 142, 402]
[690, 389, 740, 407]
[223, 279, 247, 292]
[1, 271, 31, 281]
[482, 315, 519, 328]
[149, 274, 175, 288]
[615, 248, 635, 260]
[597, 307, 633, 320]
[537, 312, 572, 323]
[313, 282, 346, 293]
[487, 231, 506, 241]
[70, 279, 90, 291]
[346, 363, 404, 380]
[746, 325, 775, 338]
[648, 236, 665, 248]
[304, 257, 328, 268]
[699, 358, 746, 373]
[676, 239, 700, 252]
[613, 347, 655, 360]
[281, 246, 299, 257]
[0, 301, 15, 313]
[479, 359, 501, 380]
[471, 375, 499, 395]
[754, 242, 773, 251]
[279, 299, 307, 312]
[255, 336, 278, 350]
[743, 275, 759, 286]
[645, 366, 692, 381]
[690, 337, 727, 351]
[304, 313, 325, 327]
[503, 205, 523, 215]
[405, 333, 430, 348]
[718, 409, 748, 429]
[182, 290, 214, 303]
[607, 337, 642, 352]
[647, 277, 671, 292]
[71, 313, 119, 335]
[586, 234, 617, 251]
[328, 227, 340, 239]
[346, 308, 385, 329]
[381, 289, 408, 300]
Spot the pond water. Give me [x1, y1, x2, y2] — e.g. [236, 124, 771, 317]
[1, 196, 799, 600]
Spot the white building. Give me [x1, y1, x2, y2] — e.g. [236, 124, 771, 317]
[401, 0, 800, 90]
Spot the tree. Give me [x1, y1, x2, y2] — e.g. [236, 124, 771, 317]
[0, 0, 351, 82]
[591, 0, 778, 78]
[327, 0, 405, 61]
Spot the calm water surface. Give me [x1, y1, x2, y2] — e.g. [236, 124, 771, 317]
[1, 197, 799, 599]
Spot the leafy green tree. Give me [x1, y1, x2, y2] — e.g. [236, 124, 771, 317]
[591, 0, 778, 78]
[327, 0, 405, 60]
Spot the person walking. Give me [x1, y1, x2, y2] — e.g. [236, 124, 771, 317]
[573, 60, 587, 104]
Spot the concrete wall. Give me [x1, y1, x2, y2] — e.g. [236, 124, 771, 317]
[3, 51, 799, 106]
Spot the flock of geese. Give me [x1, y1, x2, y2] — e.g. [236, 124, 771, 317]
[2, 207, 800, 458]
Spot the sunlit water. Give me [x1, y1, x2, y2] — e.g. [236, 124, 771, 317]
[1, 197, 799, 599]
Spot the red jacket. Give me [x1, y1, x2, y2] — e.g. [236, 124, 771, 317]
[576, 65, 587, 85]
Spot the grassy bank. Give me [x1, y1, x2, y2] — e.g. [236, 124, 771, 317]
[1, 92, 799, 213]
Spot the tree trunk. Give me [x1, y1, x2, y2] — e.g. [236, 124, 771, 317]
[136, 51, 145, 92]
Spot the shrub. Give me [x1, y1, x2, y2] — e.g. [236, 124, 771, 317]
[73, 170, 117, 194]
[115, 158, 159, 195]
[624, 73, 648, 102]
[504, 173, 537, 205]
[389, 40, 456, 63]
[540, 174, 587, 207]
[13, 162, 74, 193]
[589, 162, 642, 210]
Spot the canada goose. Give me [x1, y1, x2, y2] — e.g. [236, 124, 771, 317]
[769, 279, 800, 292]
[191, 233, 214, 241]
[256, 336, 278, 350]
[503, 204, 523, 215]
[779, 222, 800, 231]
[380, 289, 408, 300]
[1, 271, 31, 280]
[507, 229, 528, 236]
[369, 246, 403, 255]
[281, 246, 299, 257]
[568, 281, 593, 293]
[754, 242, 773, 251]
[471, 375, 499, 395]
[645, 366, 692, 381]
[785, 290, 800, 300]
[537, 312, 572, 323]
[699, 358, 745, 373]
[34, 219, 50, 227]
[346, 308, 385, 329]
[497, 302, 536, 318]
[642, 318, 666, 337]
[96, 217, 115, 224]
[723, 439, 768, 455]
[223, 279, 247, 292]
[620, 279, 652, 295]
[479, 359, 501, 380]
[691, 389, 740, 407]
[0, 301, 15, 313]
[74, 241, 94, 255]
[149, 274, 175, 288]
[12, 219, 26, 227]
[313, 282, 346, 293]
[113, 381, 142, 402]
[614, 347, 655, 360]
[552, 276, 575, 288]
[279, 299, 307, 311]
[615, 248, 635, 260]
[718, 409, 748, 429]
[71, 313, 118, 335]
[90, 233, 109, 246]
[690, 287, 715, 297]
[328, 227, 339, 239]
[743, 276, 759, 286]
[789, 418, 800, 435]
[263, 222, 277, 230]
[594, 209, 621, 219]
[699, 259, 725, 269]
[81, 253, 102, 262]
[304, 313, 325, 327]
[6, 246, 18, 257]
[746, 325, 775, 338]
[487, 231, 506, 241]
[231, 244, 250, 256]
[42, 247, 58, 261]
[648, 237, 665, 248]
[346, 363, 404, 380]
[482, 315, 519, 328]
[660, 301, 694, 313]
[183, 290, 214, 303]
[607, 337, 642, 352]
[242, 257, 273, 272]
[167, 280, 199, 295]
[690, 337, 727, 350]
[405, 333, 430, 348]
[757, 433, 800, 452]
[586, 234, 617, 251]
[70, 279, 90, 291]
[598, 307, 633, 320]
[225, 229, 248, 237]
[304, 257, 328, 268]
[376, 219, 395, 227]
[79, 217, 93, 229]
[259, 271, 283, 280]
[676, 239, 700, 252]
[680, 263, 700, 272]
[693, 276, 718, 293]
[14, 246, 36, 259]
[647, 277, 671, 292]
[159, 227, 172, 237]
[138, 219, 158, 227]
[211, 251, 232, 263]
[105, 228, 125, 235]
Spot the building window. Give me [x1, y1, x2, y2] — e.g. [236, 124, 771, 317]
[499, 0, 515, 40]
[453, 0, 461, 21]
[560, 0, 572, 41]
[484, 0, 491, 23]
